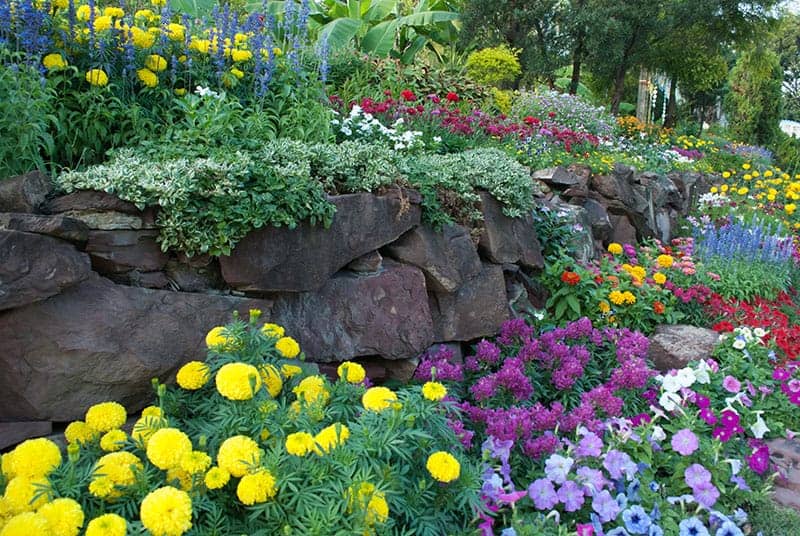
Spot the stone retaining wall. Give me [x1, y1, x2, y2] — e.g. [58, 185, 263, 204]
[0, 164, 716, 440]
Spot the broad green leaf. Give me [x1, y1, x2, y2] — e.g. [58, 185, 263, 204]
[244, 0, 285, 16]
[395, 10, 459, 27]
[361, 19, 398, 56]
[363, 0, 396, 22]
[170, 0, 216, 17]
[318, 17, 363, 49]
[400, 33, 426, 64]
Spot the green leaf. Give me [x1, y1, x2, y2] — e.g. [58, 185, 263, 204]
[394, 10, 459, 27]
[318, 17, 363, 49]
[363, 0, 396, 21]
[400, 33, 427, 64]
[361, 20, 398, 55]
[170, 0, 217, 17]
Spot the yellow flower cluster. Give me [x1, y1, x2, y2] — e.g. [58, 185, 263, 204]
[217, 435, 261, 477]
[216, 362, 261, 400]
[607, 242, 623, 255]
[89, 451, 143, 500]
[99, 429, 127, 452]
[205, 326, 237, 351]
[422, 381, 447, 401]
[204, 466, 230, 489]
[655, 254, 674, 269]
[292, 375, 330, 406]
[139, 486, 193, 536]
[653, 272, 667, 285]
[337, 361, 366, 383]
[348, 482, 389, 526]
[86, 513, 126, 536]
[176, 361, 210, 390]
[426, 451, 461, 483]
[609, 290, 636, 306]
[236, 469, 276, 505]
[362, 386, 399, 413]
[313, 423, 350, 454]
[275, 336, 301, 358]
[1, 438, 61, 480]
[146, 428, 193, 470]
[621, 263, 646, 283]
[259, 363, 283, 397]
[285, 432, 316, 457]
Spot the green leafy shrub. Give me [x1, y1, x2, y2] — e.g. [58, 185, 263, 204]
[465, 45, 521, 88]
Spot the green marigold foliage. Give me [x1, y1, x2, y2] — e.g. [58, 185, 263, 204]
[465, 45, 522, 87]
[57, 142, 534, 256]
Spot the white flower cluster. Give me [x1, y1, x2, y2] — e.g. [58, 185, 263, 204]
[719, 326, 767, 350]
[656, 361, 712, 411]
[331, 106, 426, 151]
[697, 192, 727, 209]
[195, 86, 221, 99]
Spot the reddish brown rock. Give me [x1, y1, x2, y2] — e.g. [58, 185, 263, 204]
[609, 214, 638, 245]
[0, 422, 53, 450]
[0, 171, 52, 213]
[385, 224, 481, 293]
[220, 190, 421, 292]
[346, 251, 384, 273]
[46, 190, 141, 215]
[0, 230, 91, 311]
[478, 192, 543, 269]
[86, 230, 168, 273]
[648, 324, 719, 371]
[0, 212, 89, 243]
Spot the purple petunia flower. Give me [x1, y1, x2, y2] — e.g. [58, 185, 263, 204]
[577, 466, 608, 494]
[720, 409, 740, 428]
[577, 431, 604, 458]
[773, 368, 791, 381]
[545, 454, 574, 484]
[700, 408, 717, 425]
[604, 450, 636, 481]
[747, 446, 770, 474]
[528, 478, 558, 510]
[694, 394, 711, 409]
[684, 464, 711, 489]
[558, 480, 585, 512]
[692, 481, 720, 508]
[592, 489, 622, 523]
[671, 429, 699, 456]
[722, 375, 741, 393]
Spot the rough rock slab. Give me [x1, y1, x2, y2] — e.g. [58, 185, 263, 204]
[0, 421, 53, 450]
[0, 274, 270, 421]
[165, 259, 224, 292]
[532, 166, 584, 187]
[0, 230, 91, 311]
[59, 210, 151, 230]
[86, 230, 168, 273]
[385, 224, 481, 293]
[429, 262, 509, 341]
[0, 212, 89, 243]
[346, 250, 383, 273]
[271, 261, 434, 362]
[648, 324, 720, 371]
[609, 214, 638, 245]
[46, 190, 141, 215]
[220, 189, 422, 292]
[769, 438, 800, 511]
[582, 199, 613, 242]
[478, 191, 544, 269]
[0, 171, 52, 213]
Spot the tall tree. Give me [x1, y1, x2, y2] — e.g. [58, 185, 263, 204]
[726, 45, 783, 146]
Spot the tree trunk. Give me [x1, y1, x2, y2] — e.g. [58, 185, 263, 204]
[611, 63, 628, 115]
[663, 73, 678, 128]
[569, 34, 584, 95]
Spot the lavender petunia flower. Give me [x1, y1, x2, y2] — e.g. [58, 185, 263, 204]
[592, 489, 622, 523]
[558, 480, 585, 512]
[684, 464, 711, 488]
[692, 481, 720, 508]
[671, 429, 699, 456]
[528, 478, 558, 510]
[545, 454, 574, 484]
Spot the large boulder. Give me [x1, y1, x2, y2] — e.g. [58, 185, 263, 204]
[384, 224, 481, 293]
[220, 190, 422, 292]
[0, 422, 53, 450]
[582, 199, 613, 242]
[478, 192, 544, 269]
[429, 262, 509, 341]
[0, 171, 52, 213]
[271, 261, 434, 362]
[0, 230, 91, 311]
[46, 190, 141, 215]
[86, 230, 168, 273]
[648, 324, 720, 372]
[0, 274, 270, 421]
[768, 438, 800, 511]
[0, 212, 89, 243]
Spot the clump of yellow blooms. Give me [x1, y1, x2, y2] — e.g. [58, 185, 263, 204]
[259, 364, 283, 397]
[313, 423, 350, 455]
[139, 486, 193, 536]
[42, 53, 67, 70]
[146, 428, 192, 470]
[86, 401, 127, 433]
[217, 435, 261, 478]
[89, 451, 143, 500]
[285, 432, 316, 457]
[655, 254, 674, 269]
[607, 243, 623, 255]
[38, 498, 84, 536]
[293, 375, 330, 406]
[275, 336, 301, 358]
[179, 451, 212, 475]
[422, 381, 447, 401]
[236, 469, 277, 505]
[2, 438, 61, 480]
[653, 272, 667, 285]
[426, 452, 461, 483]
[85, 69, 109, 87]
[204, 466, 230, 489]
[99, 429, 127, 452]
[215, 362, 262, 400]
[609, 290, 636, 306]
[3, 475, 50, 513]
[64, 420, 97, 445]
[0, 511, 50, 535]
[337, 361, 366, 383]
[85, 513, 126, 536]
[261, 323, 285, 338]
[176, 361, 210, 390]
[136, 67, 158, 88]
[362, 386, 399, 413]
[349, 482, 389, 525]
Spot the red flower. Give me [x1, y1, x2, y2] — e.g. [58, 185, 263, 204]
[653, 301, 665, 315]
[548, 111, 556, 118]
[712, 321, 735, 333]
[560, 271, 581, 286]
[400, 89, 417, 101]
[523, 116, 540, 125]
[445, 92, 459, 102]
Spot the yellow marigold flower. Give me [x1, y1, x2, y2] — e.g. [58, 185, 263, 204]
[275, 336, 301, 358]
[144, 54, 167, 72]
[103, 6, 125, 17]
[743, 163, 751, 170]
[86, 401, 127, 433]
[85, 69, 109, 87]
[217, 435, 261, 478]
[598, 301, 611, 314]
[142, 405, 162, 418]
[230, 67, 244, 80]
[656, 254, 674, 268]
[786, 203, 797, 215]
[179, 451, 211, 475]
[0, 512, 50, 535]
[737, 187, 749, 195]
[622, 291, 636, 305]
[722, 171, 730, 178]
[293, 376, 330, 405]
[134, 8, 154, 19]
[348, 482, 389, 525]
[653, 272, 667, 285]
[743, 174, 752, 181]
[91, 451, 143, 500]
[721, 184, 729, 192]
[129, 26, 155, 48]
[42, 53, 67, 71]
[236, 469, 277, 505]
[85, 513, 126, 536]
[52, 0, 68, 7]
[216, 362, 261, 400]
[100, 429, 128, 452]
[764, 170, 774, 178]
[281, 364, 303, 378]
[752, 171, 760, 177]
[231, 49, 253, 62]
[273, 46, 282, 56]
[176, 361, 210, 390]
[136, 67, 158, 88]
[337, 361, 366, 383]
[426, 451, 461, 483]
[261, 323, 285, 338]
[259, 364, 283, 397]
[313, 423, 349, 454]
[205, 326, 236, 350]
[4, 476, 49, 513]
[285, 432, 315, 457]
[93, 15, 112, 31]
[151, 0, 167, 6]
[362, 386, 398, 413]
[76, 4, 99, 21]
[608, 290, 625, 306]
[165, 467, 193, 491]
[204, 466, 230, 489]
[64, 420, 97, 445]
[710, 186, 718, 193]
[422, 381, 447, 401]
[607, 242, 623, 255]
[146, 428, 192, 470]
[139, 486, 192, 536]
[166, 23, 185, 41]
[7, 438, 61, 479]
[189, 38, 211, 54]
[38, 498, 84, 536]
